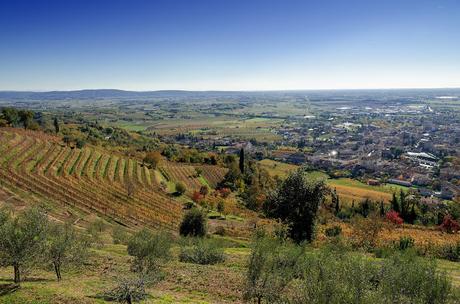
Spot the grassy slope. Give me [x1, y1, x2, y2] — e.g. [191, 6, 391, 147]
[1, 238, 460, 304]
[0, 240, 247, 304]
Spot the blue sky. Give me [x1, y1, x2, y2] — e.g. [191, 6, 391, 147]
[1, 0, 459, 91]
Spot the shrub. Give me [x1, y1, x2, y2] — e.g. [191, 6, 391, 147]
[243, 234, 302, 304]
[100, 276, 147, 304]
[179, 208, 207, 237]
[127, 229, 172, 280]
[439, 215, 460, 234]
[175, 182, 187, 196]
[398, 236, 415, 251]
[214, 226, 226, 236]
[218, 188, 231, 198]
[325, 225, 342, 237]
[191, 191, 204, 203]
[112, 226, 129, 245]
[352, 214, 383, 250]
[385, 210, 404, 225]
[336, 208, 352, 220]
[247, 240, 455, 304]
[437, 242, 460, 262]
[179, 238, 225, 265]
[143, 151, 162, 169]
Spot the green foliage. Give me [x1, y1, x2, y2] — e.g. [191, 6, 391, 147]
[112, 226, 130, 245]
[0, 207, 49, 284]
[175, 181, 187, 196]
[216, 200, 225, 214]
[436, 242, 460, 262]
[127, 229, 172, 280]
[143, 151, 162, 169]
[325, 225, 342, 237]
[264, 168, 328, 243]
[398, 236, 415, 251]
[179, 208, 207, 237]
[243, 233, 303, 304]
[46, 222, 89, 281]
[53, 116, 60, 134]
[244, 234, 455, 304]
[239, 148, 245, 174]
[179, 238, 225, 265]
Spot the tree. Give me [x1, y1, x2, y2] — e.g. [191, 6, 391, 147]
[179, 208, 207, 237]
[399, 190, 409, 222]
[127, 229, 172, 279]
[125, 179, 137, 198]
[264, 168, 328, 243]
[199, 185, 209, 197]
[18, 109, 34, 129]
[391, 192, 400, 213]
[244, 233, 301, 304]
[0, 208, 49, 284]
[175, 182, 187, 196]
[53, 117, 60, 134]
[1, 107, 20, 126]
[380, 200, 385, 217]
[332, 188, 340, 214]
[239, 148, 245, 174]
[143, 151, 162, 169]
[217, 200, 225, 214]
[47, 222, 89, 281]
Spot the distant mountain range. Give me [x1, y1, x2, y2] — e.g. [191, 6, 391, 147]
[0, 88, 459, 101]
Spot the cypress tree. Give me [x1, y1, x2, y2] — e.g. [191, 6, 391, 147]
[239, 148, 245, 174]
[391, 192, 400, 213]
[53, 117, 60, 134]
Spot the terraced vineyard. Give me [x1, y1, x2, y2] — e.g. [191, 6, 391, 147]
[0, 128, 182, 231]
[159, 162, 228, 193]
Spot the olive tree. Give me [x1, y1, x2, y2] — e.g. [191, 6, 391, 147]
[46, 222, 89, 281]
[127, 229, 172, 282]
[0, 207, 49, 284]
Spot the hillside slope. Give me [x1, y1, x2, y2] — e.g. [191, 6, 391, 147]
[0, 128, 183, 231]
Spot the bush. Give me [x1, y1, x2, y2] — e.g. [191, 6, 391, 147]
[112, 226, 129, 245]
[325, 225, 342, 237]
[179, 238, 225, 265]
[175, 182, 187, 196]
[440, 215, 460, 234]
[244, 236, 456, 304]
[398, 236, 415, 251]
[214, 226, 226, 236]
[386, 210, 404, 225]
[100, 276, 147, 304]
[437, 242, 460, 262]
[127, 229, 172, 279]
[179, 208, 207, 237]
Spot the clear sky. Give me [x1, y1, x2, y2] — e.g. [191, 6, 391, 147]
[1, 0, 459, 91]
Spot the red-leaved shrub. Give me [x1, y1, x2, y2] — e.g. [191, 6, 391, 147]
[192, 191, 204, 203]
[386, 210, 403, 225]
[218, 188, 231, 198]
[440, 215, 460, 234]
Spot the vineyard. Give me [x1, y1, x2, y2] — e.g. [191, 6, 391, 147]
[0, 128, 183, 231]
[159, 162, 228, 192]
